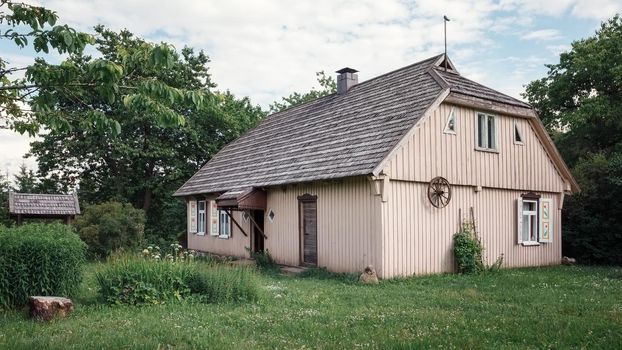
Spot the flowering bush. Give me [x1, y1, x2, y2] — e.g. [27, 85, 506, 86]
[141, 243, 196, 262]
[96, 243, 259, 305]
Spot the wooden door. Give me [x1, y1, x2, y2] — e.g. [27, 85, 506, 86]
[299, 195, 317, 266]
[252, 210, 265, 252]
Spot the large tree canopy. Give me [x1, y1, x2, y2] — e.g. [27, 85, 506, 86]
[1, 0, 207, 135]
[524, 15, 622, 264]
[28, 27, 265, 242]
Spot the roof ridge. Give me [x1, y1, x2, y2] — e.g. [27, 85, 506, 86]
[265, 53, 444, 119]
[434, 67, 530, 107]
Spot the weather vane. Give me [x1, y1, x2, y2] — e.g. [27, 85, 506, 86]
[444, 15, 450, 72]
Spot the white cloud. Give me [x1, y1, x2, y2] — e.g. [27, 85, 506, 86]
[521, 29, 563, 41]
[571, 0, 622, 20]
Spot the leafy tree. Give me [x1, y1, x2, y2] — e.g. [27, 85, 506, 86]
[1, 1, 207, 135]
[12, 163, 37, 192]
[269, 71, 336, 113]
[28, 27, 265, 242]
[524, 15, 622, 264]
[0, 171, 10, 226]
[74, 201, 145, 259]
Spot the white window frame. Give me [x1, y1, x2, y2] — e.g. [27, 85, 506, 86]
[514, 122, 524, 145]
[443, 107, 457, 135]
[218, 210, 231, 239]
[521, 199, 539, 246]
[197, 200, 206, 235]
[475, 112, 497, 152]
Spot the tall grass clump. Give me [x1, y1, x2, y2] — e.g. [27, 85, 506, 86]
[96, 249, 260, 305]
[187, 264, 261, 303]
[96, 257, 196, 305]
[0, 223, 87, 308]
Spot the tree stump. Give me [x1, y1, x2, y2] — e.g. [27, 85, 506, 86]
[28, 296, 74, 321]
[360, 265, 379, 284]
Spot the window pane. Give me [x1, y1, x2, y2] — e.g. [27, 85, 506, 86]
[478, 114, 486, 147]
[522, 215, 531, 242]
[487, 116, 495, 149]
[530, 216, 538, 241]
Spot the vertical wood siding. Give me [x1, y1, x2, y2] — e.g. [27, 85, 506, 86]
[187, 210, 251, 258]
[381, 181, 562, 278]
[265, 177, 383, 275]
[383, 103, 566, 193]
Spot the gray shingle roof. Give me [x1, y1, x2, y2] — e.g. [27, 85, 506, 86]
[435, 68, 531, 108]
[174, 54, 530, 196]
[8, 193, 81, 216]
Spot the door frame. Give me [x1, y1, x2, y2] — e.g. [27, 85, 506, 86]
[298, 193, 318, 266]
[251, 209, 265, 252]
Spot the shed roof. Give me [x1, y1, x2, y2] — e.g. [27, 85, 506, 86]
[8, 193, 81, 216]
[174, 54, 576, 196]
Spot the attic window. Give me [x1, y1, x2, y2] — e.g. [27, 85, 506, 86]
[267, 209, 275, 223]
[443, 107, 457, 134]
[514, 123, 524, 145]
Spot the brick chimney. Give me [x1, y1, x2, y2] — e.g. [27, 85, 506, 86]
[336, 67, 358, 94]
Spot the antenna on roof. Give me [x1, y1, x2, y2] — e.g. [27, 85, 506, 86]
[443, 15, 450, 72]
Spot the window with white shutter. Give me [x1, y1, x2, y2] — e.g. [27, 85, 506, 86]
[209, 200, 219, 236]
[188, 200, 197, 234]
[197, 200, 206, 235]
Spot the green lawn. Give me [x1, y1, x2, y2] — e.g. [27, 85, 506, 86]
[1, 264, 621, 349]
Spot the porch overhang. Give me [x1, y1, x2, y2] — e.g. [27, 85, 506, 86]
[215, 187, 267, 211]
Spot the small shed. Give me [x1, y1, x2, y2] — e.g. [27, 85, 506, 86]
[8, 192, 81, 225]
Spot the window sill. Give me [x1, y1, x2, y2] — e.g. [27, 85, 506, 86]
[218, 235, 230, 240]
[443, 130, 457, 135]
[521, 241, 540, 246]
[195, 232, 205, 236]
[514, 141, 524, 146]
[475, 147, 499, 154]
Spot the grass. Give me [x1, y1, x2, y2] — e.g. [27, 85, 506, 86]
[1, 264, 621, 349]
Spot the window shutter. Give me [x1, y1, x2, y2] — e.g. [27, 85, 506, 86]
[188, 200, 197, 233]
[516, 198, 523, 244]
[539, 198, 553, 243]
[209, 200, 219, 236]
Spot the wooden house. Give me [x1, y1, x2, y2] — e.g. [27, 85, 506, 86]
[174, 54, 578, 278]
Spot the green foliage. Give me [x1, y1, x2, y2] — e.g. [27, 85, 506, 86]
[27, 28, 264, 242]
[186, 264, 261, 303]
[95, 255, 259, 305]
[269, 71, 336, 113]
[524, 15, 622, 264]
[248, 249, 278, 272]
[74, 201, 145, 259]
[453, 223, 484, 274]
[0, 172, 10, 227]
[562, 152, 622, 264]
[95, 256, 194, 305]
[0, 223, 86, 307]
[2, 1, 211, 136]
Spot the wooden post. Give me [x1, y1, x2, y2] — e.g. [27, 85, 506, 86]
[16, 214, 23, 226]
[224, 209, 248, 237]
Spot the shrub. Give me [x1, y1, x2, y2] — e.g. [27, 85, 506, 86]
[248, 249, 278, 272]
[453, 223, 484, 274]
[74, 201, 145, 259]
[0, 223, 87, 308]
[95, 257, 195, 305]
[96, 254, 260, 305]
[187, 265, 261, 303]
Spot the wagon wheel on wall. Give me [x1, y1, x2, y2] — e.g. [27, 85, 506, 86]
[427, 176, 452, 208]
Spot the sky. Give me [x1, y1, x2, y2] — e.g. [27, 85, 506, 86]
[1, 0, 621, 180]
